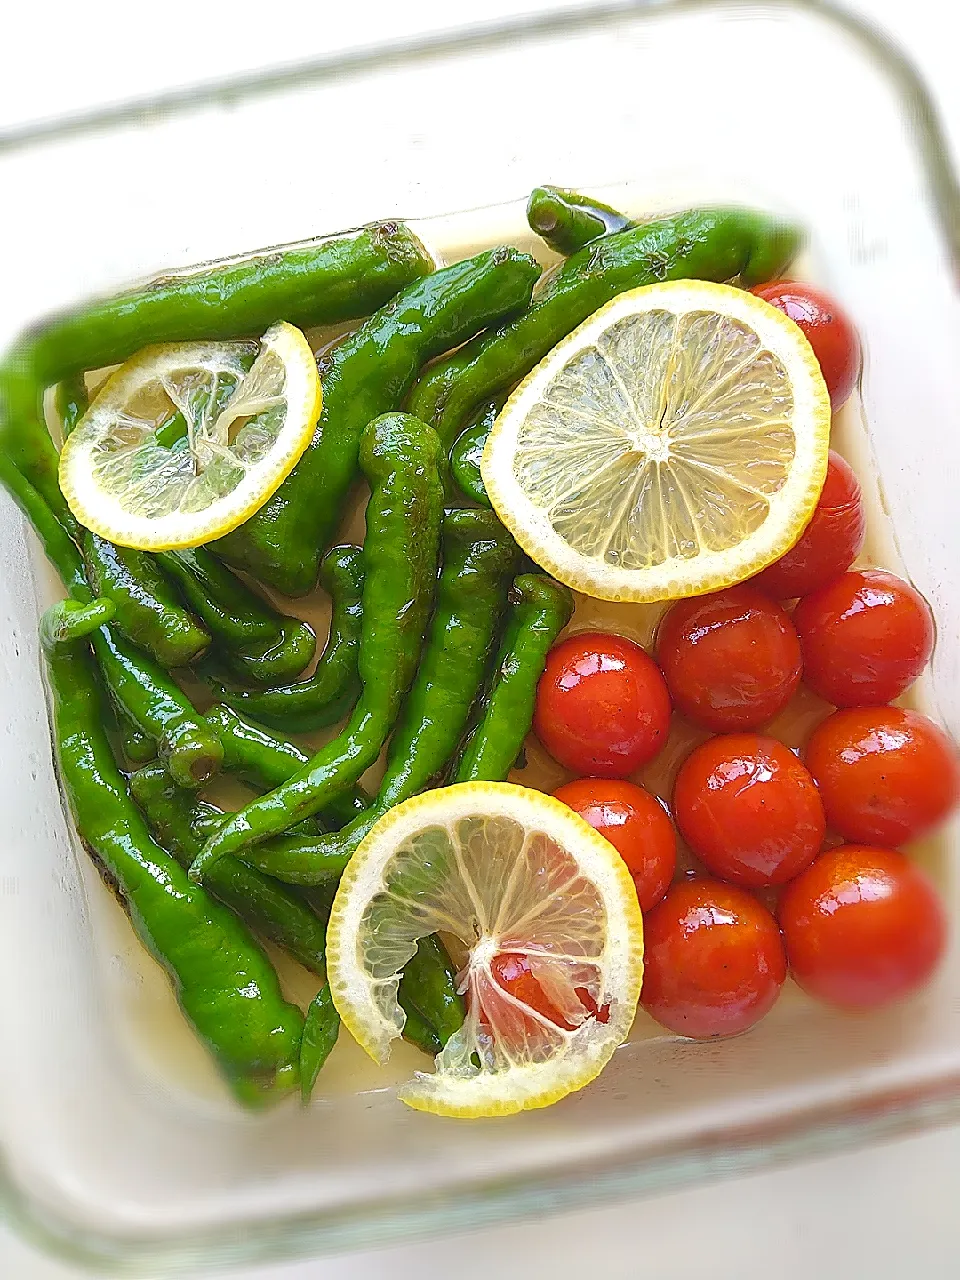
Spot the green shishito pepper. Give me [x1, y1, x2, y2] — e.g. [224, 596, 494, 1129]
[526, 185, 634, 257]
[454, 574, 574, 783]
[399, 934, 465, 1050]
[52, 375, 213, 671]
[0, 453, 223, 787]
[91, 624, 223, 788]
[249, 508, 519, 880]
[114, 697, 159, 765]
[300, 986, 341, 1102]
[155, 546, 316, 686]
[41, 600, 303, 1107]
[191, 413, 445, 878]
[408, 207, 802, 448]
[449, 397, 505, 507]
[129, 764, 329, 976]
[215, 246, 541, 596]
[219, 544, 364, 733]
[84, 533, 211, 669]
[54, 374, 89, 438]
[0, 222, 435, 516]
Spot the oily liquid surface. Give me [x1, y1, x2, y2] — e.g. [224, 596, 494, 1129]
[46, 206, 946, 1111]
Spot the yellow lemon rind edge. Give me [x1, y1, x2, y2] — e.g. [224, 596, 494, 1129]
[326, 782, 644, 1119]
[481, 279, 832, 604]
[57, 321, 322, 551]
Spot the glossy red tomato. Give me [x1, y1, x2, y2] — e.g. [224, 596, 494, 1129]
[794, 569, 935, 707]
[534, 632, 672, 776]
[640, 880, 787, 1038]
[779, 845, 946, 1009]
[656, 586, 802, 732]
[553, 777, 676, 910]
[805, 707, 960, 845]
[751, 280, 861, 408]
[752, 451, 865, 599]
[673, 734, 825, 887]
[490, 953, 609, 1030]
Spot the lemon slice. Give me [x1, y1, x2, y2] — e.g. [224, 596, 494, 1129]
[59, 321, 321, 550]
[482, 280, 831, 602]
[327, 782, 644, 1118]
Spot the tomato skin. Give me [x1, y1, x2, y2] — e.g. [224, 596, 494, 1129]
[750, 281, 861, 408]
[491, 952, 571, 1028]
[534, 632, 672, 776]
[640, 880, 786, 1038]
[793, 569, 935, 707]
[656, 586, 802, 732]
[490, 953, 608, 1030]
[752, 451, 865, 599]
[805, 706, 960, 845]
[673, 733, 825, 887]
[779, 845, 946, 1009]
[553, 777, 676, 910]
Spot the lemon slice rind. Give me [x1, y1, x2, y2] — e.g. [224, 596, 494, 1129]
[482, 280, 831, 603]
[326, 782, 644, 1119]
[58, 320, 321, 550]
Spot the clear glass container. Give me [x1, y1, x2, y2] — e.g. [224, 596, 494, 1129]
[1, 1, 958, 1271]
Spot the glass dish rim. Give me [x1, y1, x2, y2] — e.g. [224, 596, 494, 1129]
[2, 0, 959, 1271]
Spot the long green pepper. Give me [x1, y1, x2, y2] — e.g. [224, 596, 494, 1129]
[91, 624, 223, 788]
[408, 208, 801, 448]
[192, 413, 444, 877]
[203, 703, 369, 829]
[84, 533, 211, 668]
[526, 185, 634, 257]
[449, 397, 505, 508]
[129, 764, 329, 975]
[53, 375, 213, 671]
[219, 544, 364, 732]
[155, 546, 316, 686]
[453, 574, 574, 783]
[41, 600, 304, 1106]
[128, 768, 449, 1061]
[246, 508, 519, 880]
[0, 222, 435, 514]
[0, 454, 222, 786]
[215, 247, 541, 595]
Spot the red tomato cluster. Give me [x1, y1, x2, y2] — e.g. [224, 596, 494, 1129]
[535, 283, 958, 1043]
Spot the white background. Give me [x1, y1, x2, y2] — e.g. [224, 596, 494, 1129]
[2, 1, 960, 1276]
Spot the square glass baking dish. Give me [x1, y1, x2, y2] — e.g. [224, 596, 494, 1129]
[1, 0, 959, 1272]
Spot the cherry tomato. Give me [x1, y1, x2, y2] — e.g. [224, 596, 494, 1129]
[752, 451, 865, 599]
[779, 845, 946, 1009]
[750, 280, 861, 408]
[673, 734, 825, 887]
[656, 586, 802, 732]
[640, 879, 787, 1038]
[490, 953, 609, 1029]
[490, 952, 571, 1027]
[794, 569, 935, 707]
[534, 632, 672, 776]
[805, 706, 960, 845]
[553, 777, 676, 910]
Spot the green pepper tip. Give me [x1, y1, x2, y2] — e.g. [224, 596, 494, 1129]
[39, 596, 115, 651]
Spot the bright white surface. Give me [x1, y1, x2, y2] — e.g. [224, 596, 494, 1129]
[2, 1, 959, 1277]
